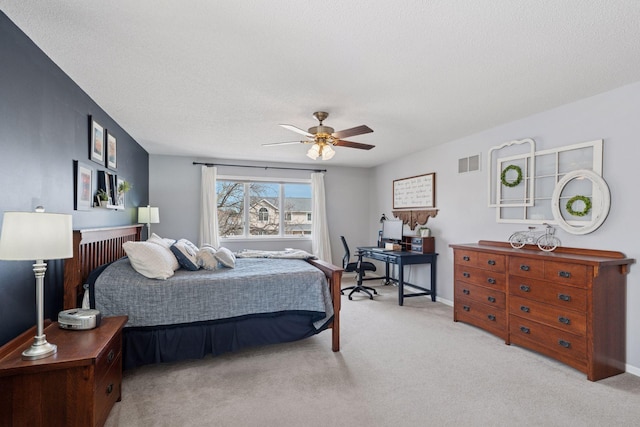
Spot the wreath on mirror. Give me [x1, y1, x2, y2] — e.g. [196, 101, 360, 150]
[566, 195, 592, 217]
[500, 164, 523, 187]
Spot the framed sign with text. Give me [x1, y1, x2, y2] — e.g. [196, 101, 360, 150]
[393, 173, 435, 209]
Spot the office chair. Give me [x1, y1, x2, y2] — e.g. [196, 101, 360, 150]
[340, 235, 378, 300]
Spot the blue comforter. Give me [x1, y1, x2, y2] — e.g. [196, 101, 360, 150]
[93, 257, 333, 329]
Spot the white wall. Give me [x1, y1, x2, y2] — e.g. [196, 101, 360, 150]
[371, 81, 640, 374]
[149, 155, 374, 266]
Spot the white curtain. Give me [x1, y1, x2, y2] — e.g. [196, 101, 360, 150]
[199, 166, 220, 247]
[311, 172, 332, 262]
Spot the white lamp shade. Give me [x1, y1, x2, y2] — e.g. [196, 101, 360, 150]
[0, 211, 73, 261]
[321, 145, 335, 160]
[138, 206, 160, 224]
[306, 144, 320, 160]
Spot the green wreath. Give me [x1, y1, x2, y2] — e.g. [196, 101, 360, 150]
[566, 195, 592, 217]
[500, 165, 523, 187]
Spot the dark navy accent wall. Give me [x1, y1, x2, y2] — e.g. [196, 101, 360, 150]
[0, 12, 149, 346]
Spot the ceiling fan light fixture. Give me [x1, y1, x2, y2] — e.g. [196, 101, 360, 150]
[307, 143, 320, 160]
[321, 144, 335, 160]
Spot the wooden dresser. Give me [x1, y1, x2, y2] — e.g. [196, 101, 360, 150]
[0, 316, 127, 426]
[450, 241, 634, 381]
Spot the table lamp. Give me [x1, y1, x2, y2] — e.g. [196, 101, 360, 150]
[138, 205, 159, 238]
[0, 207, 73, 360]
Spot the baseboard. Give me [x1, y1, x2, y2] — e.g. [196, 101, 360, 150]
[626, 363, 640, 377]
[436, 296, 453, 306]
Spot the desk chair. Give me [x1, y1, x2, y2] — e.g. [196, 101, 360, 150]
[339, 236, 378, 300]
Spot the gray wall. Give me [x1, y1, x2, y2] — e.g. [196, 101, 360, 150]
[371, 81, 640, 374]
[0, 13, 149, 346]
[149, 155, 373, 266]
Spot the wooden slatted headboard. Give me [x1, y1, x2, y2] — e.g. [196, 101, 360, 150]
[63, 225, 143, 309]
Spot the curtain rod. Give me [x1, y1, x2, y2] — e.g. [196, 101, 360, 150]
[192, 162, 326, 173]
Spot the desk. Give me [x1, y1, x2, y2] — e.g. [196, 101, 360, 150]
[357, 247, 438, 306]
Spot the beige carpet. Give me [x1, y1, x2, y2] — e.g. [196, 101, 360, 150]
[105, 277, 640, 426]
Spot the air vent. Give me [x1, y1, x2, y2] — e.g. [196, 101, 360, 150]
[458, 154, 481, 173]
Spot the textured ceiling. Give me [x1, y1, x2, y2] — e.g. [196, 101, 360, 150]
[2, 1, 640, 167]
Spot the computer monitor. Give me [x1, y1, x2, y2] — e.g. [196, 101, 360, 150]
[381, 219, 403, 243]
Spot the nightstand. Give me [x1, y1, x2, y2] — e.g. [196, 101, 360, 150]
[0, 316, 127, 427]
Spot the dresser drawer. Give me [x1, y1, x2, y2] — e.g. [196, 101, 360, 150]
[543, 261, 588, 288]
[455, 296, 506, 338]
[510, 316, 586, 369]
[509, 257, 545, 279]
[510, 295, 586, 336]
[455, 250, 505, 272]
[455, 281, 505, 309]
[509, 277, 587, 311]
[455, 265, 506, 291]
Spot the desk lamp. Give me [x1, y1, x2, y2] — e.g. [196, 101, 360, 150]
[0, 207, 73, 360]
[138, 205, 160, 238]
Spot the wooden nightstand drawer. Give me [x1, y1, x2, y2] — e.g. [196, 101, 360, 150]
[96, 331, 122, 383]
[95, 354, 122, 427]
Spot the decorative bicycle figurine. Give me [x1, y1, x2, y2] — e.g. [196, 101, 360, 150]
[509, 223, 561, 252]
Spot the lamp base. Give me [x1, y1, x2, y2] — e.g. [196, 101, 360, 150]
[22, 336, 57, 360]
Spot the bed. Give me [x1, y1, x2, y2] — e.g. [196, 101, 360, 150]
[62, 225, 342, 369]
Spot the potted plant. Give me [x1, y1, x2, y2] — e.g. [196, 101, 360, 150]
[117, 180, 132, 207]
[419, 226, 431, 237]
[96, 189, 110, 207]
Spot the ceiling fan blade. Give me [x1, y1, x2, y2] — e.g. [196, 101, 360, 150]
[279, 124, 314, 138]
[332, 125, 373, 139]
[262, 141, 307, 147]
[334, 140, 375, 150]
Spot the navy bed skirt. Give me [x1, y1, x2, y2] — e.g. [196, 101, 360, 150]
[122, 312, 331, 370]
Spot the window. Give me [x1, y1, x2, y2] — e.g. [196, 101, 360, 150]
[216, 178, 312, 238]
[258, 207, 269, 222]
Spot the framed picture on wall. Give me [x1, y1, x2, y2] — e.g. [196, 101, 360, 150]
[106, 131, 117, 169]
[74, 160, 93, 210]
[89, 117, 105, 165]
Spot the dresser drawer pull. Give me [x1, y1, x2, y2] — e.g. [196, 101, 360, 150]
[558, 340, 571, 349]
[487, 314, 496, 321]
[106, 383, 114, 395]
[520, 305, 530, 313]
[463, 256, 470, 261]
[558, 317, 571, 325]
[519, 326, 530, 334]
[487, 260, 496, 266]
[463, 289, 470, 295]
[107, 349, 115, 364]
[487, 296, 496, 303]
[519, 285, 530, 292]
[558, 271, 571, 278]
[487, 278, 496, 284]
[463, 272, 470, 278]
[463, 305, 470, 312]
[558, 294, 571, 302]
[520, 265, 530, 272]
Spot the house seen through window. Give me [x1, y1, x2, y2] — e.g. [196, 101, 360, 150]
[216, 179, 312, 238]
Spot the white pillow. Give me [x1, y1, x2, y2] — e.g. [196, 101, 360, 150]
[123, 241, 177, 279]
[214, 246, 236, 268]
[147, 233, 176, 249]
[197, 246, 219, 270]
[170, 239, 200, 271]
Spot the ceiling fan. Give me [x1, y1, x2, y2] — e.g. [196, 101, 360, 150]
[263, 111, 374, 160]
